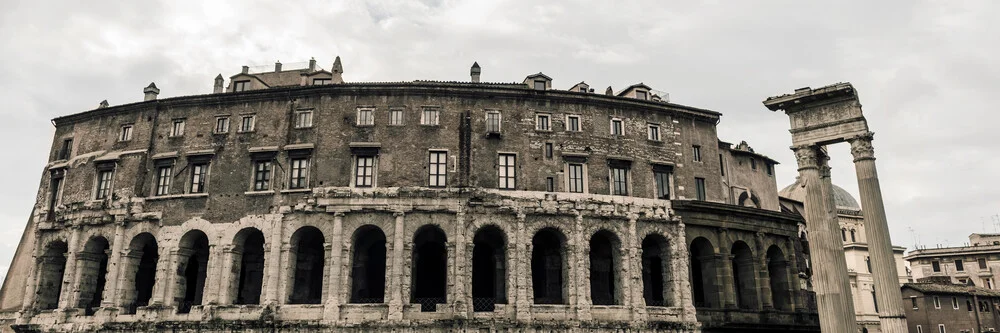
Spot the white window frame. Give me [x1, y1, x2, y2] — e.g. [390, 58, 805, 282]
[536, 114, 551, 131]
[486, 111, 502, 133]
[119, 124, 133, 142]
[497, 153, 516, 190]
[695, 177, 706, 201]
[693, 145, 702, 162]
[917, 325, 922, 333]
[566, 114, 581, 132]
[356, 107, 375, 126]
[654, 169, 672, 200]
[233, 80, 249, 92]
[952, 296, 959, 309]
[295, 110, 314, 128]
[239, 115, 256, 133]
[155, 165, 172, 196]
[609, 165, 629, 196]
[95, 168, 115, 200]
[421, 107, 440, 126]
[428, 150, 448, 187]
[189, 162, 209, 194]
[252, 160, 272, 191]
[938, 324, 945, 333]
[565, 162, 587, 194]
[312, 78, 331, 85]
[170, 119, 185, 137]
[389, 108, 404, 126]
[352, 155, 377, 188]
[288, 157, 310, 189]
[215, 116, 230, 134]
[610, 118, 624, 136]
[647, 123, 661, 141]
[933, 296, 941, 309]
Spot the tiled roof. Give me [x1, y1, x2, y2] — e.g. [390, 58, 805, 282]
[903, 282, 1000, 297]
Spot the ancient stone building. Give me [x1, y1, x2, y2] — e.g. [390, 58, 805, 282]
[0, 58, 818, 332]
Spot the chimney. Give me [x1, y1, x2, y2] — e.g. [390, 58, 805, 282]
[275, 61, 282, 72]
[213, 74, 224, 94]
[332, 56, 344, 83]
[98, 100, 109, 109]
[308, 57, 317, 72]
[241, 65, 249, 74]
[143, 82, 160, 101]
[605, 86, 614, 95]
[470, 62, 481, 83]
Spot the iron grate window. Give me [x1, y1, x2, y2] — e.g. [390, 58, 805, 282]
[428, 151, 447, 187]
[355, 156, 375, 187]
[497, 154, 516, 189]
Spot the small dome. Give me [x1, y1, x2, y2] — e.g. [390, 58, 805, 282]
[779, 179, 860, 210]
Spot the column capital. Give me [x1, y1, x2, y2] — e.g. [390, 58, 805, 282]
[791, 145, 826, 171]
[849, 132, 876, 162]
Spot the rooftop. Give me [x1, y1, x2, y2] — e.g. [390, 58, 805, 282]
[903, 282, 1000, 297]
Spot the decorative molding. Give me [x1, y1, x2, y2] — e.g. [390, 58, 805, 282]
[849, 132, 876, 162]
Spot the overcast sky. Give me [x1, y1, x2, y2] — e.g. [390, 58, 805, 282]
[0, 0, 997, 282]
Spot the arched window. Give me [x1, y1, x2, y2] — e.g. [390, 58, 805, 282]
[532, 227, 566, 304]
[589, 230, 621, 305]
[689, 237, 718, 308]
[77, 236, 110, 315]
[122, 233, 158, 314]
[731, 241, 758, 309]
[841, 228, 847, 242]
[36, 241, 68, 310]
[766, 246, 791, 310]
[289, 226, 325, 304]
[472, 225, 506, 312]
[642, 234, 670, 307]
[232, 228, 265, 305]
[850, 229, 857, 243]
[411, 225, 447, 312]
[350, 225, 386, 304]
[176, 230, 209, 313]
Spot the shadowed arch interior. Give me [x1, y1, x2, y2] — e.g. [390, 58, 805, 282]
[731, 241, 759, 309]
[233, 228, 265, 305]
[472, 225, 506, 311]
[767, 245, 792, 310]
[77, 236, 110, 315]
[289, 226, 325, 304]
[176, 230, 209, 313]
[36, 240, 68, 310]
[642, 234, 670, 307]
[589, 230, 621, 305]
[531, 227, 566, 304]
[411, 225, 448, 311]
[350, 225, 386, 303]
[122, 233, 158, 314]
[689, 237, 718, 308]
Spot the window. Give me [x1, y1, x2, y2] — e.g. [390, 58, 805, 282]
[911, 296, 918, 309]
[842, 228, 847, 242]
[533, 80, 546, 90]
[610, 118, 623, 136]
[987, 278, 994, 289]
[545, 177, 554, 192]
[170, 119, 185, 137]
[609, 161, 630, 196]
[253, 160, 271, 191]
[155, 166, 172, 196]
[233, 80, 249, 92]
[932, 261, 941, 272]
[654, 169, 671, 200]
[119, 125, 133, 142]
[695, 177, 706, 201]
[866, 256, 871, 272]
[215, 117, 230, 133]
[636, 90, 647, 100]
[719, 154, 725, 176]
[95, 169, 114, 200]
[917, 325, 922, 333]
[389, 109, 404, 126]
[239, 115, 255, 132]
[968, 299, 974, 311]
[647, 124, 660, 141]
[47, 170, 64, 221]
[497, 154, 516, 189]
[851, 229, 856, 242]
[357, 108, 374, 126]
[692, 145, 702, 162]
[289, 158, 309, 189]
[421, 107, 439, 125]
[938, 324, 945, 333]
[566, 115, 581, 132]
[979, 258, 988, 269]
[536, 114, 551, 131]
[58, 138, 72, 160]
[567, 163, 584, 193]
[933, 296, 941, 309]
[428, 151, 447, 187]
[544, 143, 553, 159]
[751, 158, 757, 170]
[355, 156, 375, 187]
[486, 111, 501, 132]
[313, 78, 331, 85]
[766, 163, 774, 176]
[956, 259, 964, 271]
[189, 163, 208, 193]
[295, 110, 313, 128]
[952, 296, 959, 309]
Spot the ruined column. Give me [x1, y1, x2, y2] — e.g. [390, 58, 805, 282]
[101, 221, 126, 308]
[203, 244, 221, 305]
[626, 214, 644, 321]
[784, 236, 802, 312]
[324, 212, 344, 321]
[452, 211, 469, 316]
[793, 145, 856, 332]
[58, 224, 82, 309]
[20, 228, 44, 312]
[850, 132, 907, 333]
[387, 211, 406, 320]
[514, 212, 530, 321]
[217, 245, 236, 304]
[148, 245, 173, 306]
[573, 213, 591, 321]
[263, 214, 284, 304]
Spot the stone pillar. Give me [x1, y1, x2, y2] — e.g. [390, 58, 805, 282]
[387, 211, 406, 320]
[58, 225, 82, 309]
[324, 212, 344, 321]
[263, 215, 284, 305]
[452, 211, 469, 316]
[203, 244, 221, 305]
[20, 229, 44, 312]
[148, 245, 172, 306]
[217, 245, 236, 305]
[573, 213, 591, 321]
[793, 145, 856, 332]
[626, 215, 644, 321]
[101, 221, 126, 308]
[715, 228, 736, 309]
[850, 132, 907, 333]
[672, 219, 697, 321]
[755, 233, 774, 310]
[513, 212, 531, 321]
[784, 236, 802, 312]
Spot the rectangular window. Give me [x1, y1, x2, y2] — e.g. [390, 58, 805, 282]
[933, 296, 941, 309]
[295, 110, 313, 128]
[911, 296, 918, 309]
[189, 163, 208, 193]
[239, 115, 255, 132]
[917, 325, 922, 333]
[119, 125, 133, 142]
[428, 151, 447, 187]
[719, 154, 725, 176]
[938, 324, 945, 333]
[313, 78, 331, 85]
[155, 166, 172, 196]
[952, 297, 959, 309]
[357, 108, 374, 126]
[544, 143, 553, 159]
[536, 114, 551, 131]
[47, 172, 63, 221]
[546, 177, 554, 192]
[647, 124, 660, 141]
[751, 158, 757, 170]
[980, 258, 988, 269]
[486, 111, 501, 133]
[421, 107, 439, 125]
[654, 170, 671, 200]
[253, 160, 271, 191]
[987, 278, 994, 289]
[355, 156, 375, 187]
[636, 90, 647, 100]
[695, 177, 706, 201]
[289, 158, 309, 189]
[533, 80, 546, 90]
[956, 259, 965, 271]
[766, 163, 774, 176]
[932, 261, 941, 272]
[96, 169, 114, 199]
[58, 138, 72, 160]
[566, 115, 580, 132]
[567, 163, 584, 193]
[692, 145, 702, 162]
[171, 119, 185, 137]
[497, 154, 516, 189]
[389, 109, 404, 126]
[610, 165, 629, 196]
[610, 118, 623, 136]
[233, 80, 249, 92]
[215, 117, 230, 133]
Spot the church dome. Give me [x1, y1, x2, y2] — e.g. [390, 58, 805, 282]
[779, 179, 861, 211]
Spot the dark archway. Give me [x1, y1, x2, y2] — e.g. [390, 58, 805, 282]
[77, 236, 110, 315]
[123, 233, 158, 314]
[350, 225, 386, 304]
[176, 230, 209, 313]
[36, 241, 68, 310]
[233, 228, 265, 305]
[767, 246, 792, 310]
[642, 234, 670, 307]
[289, 226, 325, 304]
[531, 227, 566, 304]
[472, 225, 506, 312]
[589, 230, 620, 305]
[411, 225, 447, 311]
[731, 241, 758, 309]
[689, 237, 718, 308]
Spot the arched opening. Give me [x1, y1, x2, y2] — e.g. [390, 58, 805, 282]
[233, 228, 265, 305]
[737, 191, 761, 208]
[689, 237, 718, 308]
[77, 236, 110, 315]
[175, 230, 209, 313]
[589, 230, 620, 305]
[731, 241, 758, 309]
[850, 229, 857, 242]
[411, 225, 447, 312]
[289, 226, 325, 304]
[36, 241, 68, 310]
[122, 233, 158, 314]
[531, 227, 566, 304]
[472, 225, 506, 312]
[349, 225, 386, 304]
[767, 246, 791, 310]
[642, 234, 670, 307]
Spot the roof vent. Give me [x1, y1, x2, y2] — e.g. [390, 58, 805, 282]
[143, 82, 160, 101]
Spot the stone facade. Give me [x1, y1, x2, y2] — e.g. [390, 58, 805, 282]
[901, 283, 1000, 333]
[0, 60, 817, 332]
[906, 234, 1000, 290]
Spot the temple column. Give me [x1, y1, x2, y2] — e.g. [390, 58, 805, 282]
[793, 145, 856, 332]
[101, 221, 126, 308]
[850, 132, 907, 333]
[324, 212, 344, 321]
[387, 211, 406, 320]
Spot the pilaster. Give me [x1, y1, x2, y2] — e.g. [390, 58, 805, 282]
[387, 211, 406, 320]
[101, 221, 126, 308]
[263, 214, 284, 305]
[513, 212, 530, 321]
[715, 228, 735, 309]
[58, 224, 82, 309]
[452, 211, 469, 316]
[573, 212, 591, 321]
[324, 211, 345, 322]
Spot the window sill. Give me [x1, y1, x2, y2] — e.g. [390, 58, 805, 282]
[212, 132, 228, 135]
[237, 130, 256, 134]
[294, 126, 314, 130]
[535, 129, 552, 133]
[145, 193, 208, 201]
[281, 188, 312, 194]
[355, 124, 374, 128]
[244, 190, 276, 196]
[387, 124, 405, 127]
[420, 124, 440, 127]
[647, 139, 663, 143]
[168, 135, 184, 139]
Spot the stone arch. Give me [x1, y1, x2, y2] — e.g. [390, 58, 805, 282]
[471, 224, 507, 312]
[737, 191, 761, 208]
[767, 245, 792, 310]
[35, 240, 69, 310]
[642, 233, 670, 307]
[531, 227, 567, 304]
[175, 230, 209, 313]
[121, 232, 158, 314]
[731, 240, 759, 309]
[589, 229, 622, 305]
[232, 227, 266, 305]
[411, 224, 448, 311]
[349, 224, 386, 304]
[289, 226, 325, 304]
[76, 236, 110, 315]
[850, 229, 857, 242]
[689, 236, 719, 308]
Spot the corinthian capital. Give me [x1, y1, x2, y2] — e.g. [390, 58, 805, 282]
[849, 132, 876, 161]
[792, 145, 821, 170]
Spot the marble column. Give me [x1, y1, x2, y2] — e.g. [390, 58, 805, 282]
[850, 132, 907, 333]
[793, 145, 856, 332]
